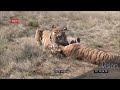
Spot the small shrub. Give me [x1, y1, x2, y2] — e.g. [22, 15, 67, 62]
[28, 21, 39, 27]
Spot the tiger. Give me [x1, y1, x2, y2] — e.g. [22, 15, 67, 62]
[35, 25, 69, 53]
[56, 43, 120, 66]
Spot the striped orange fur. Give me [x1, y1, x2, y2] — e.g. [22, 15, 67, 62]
[59, 43, 120, 65]
[35, 25, 69, 53]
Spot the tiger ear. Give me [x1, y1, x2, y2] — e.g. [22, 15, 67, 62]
[63, 27, 68, 31]
[52, 32, 55, 35]
[51, 25, 56, 28]
[77, 38, 80, 43]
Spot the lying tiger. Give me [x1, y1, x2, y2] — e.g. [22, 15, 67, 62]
[56, 40, 120, 65]
[35, 25, 69, 53]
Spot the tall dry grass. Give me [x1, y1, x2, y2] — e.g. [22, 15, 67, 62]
[0, 11, 120, 79]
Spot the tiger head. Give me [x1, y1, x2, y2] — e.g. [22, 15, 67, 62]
[50, 25, 69, 46]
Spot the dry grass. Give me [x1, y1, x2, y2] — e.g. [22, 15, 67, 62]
[0, 11, 120, 79]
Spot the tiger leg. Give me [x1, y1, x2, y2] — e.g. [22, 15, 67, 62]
[35, 29, 43, 47]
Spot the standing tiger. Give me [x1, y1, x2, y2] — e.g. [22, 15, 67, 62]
[56, 43, 120, 65]
[35, 25, 69, 53]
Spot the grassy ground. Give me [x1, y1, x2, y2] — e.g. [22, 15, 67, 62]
[0, 11, 120, 79]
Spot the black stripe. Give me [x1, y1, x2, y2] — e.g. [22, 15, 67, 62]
[41, 31, 43, 40]
[98, 51, 104, 60]
[89, 49, 96, 60]
[85, 48, 93, 60]
[50, 32, 53, 42]
[85, 48, 92, 57]
[93, 50, 100, 61]
[103, 53, 108, 61]
[78, 47, 84, 57]
[100, 52, 106, 62]
[81, 47, 87, 56]
[83, 47, 89, 56]
[106, 54, 109, 61]
[110, 55, 114, 61]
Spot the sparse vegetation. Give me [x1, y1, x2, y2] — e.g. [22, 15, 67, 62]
[28, 21, 39, 27]
[0, 11, 120, 79]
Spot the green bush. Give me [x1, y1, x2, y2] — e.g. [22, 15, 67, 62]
[28, 21, 39, 27]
